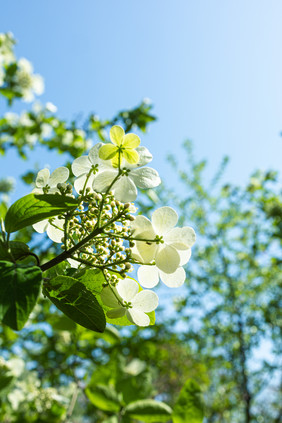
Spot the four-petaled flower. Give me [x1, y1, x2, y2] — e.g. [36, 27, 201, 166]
[130, 206, 196, 275]
[94, 146, 161, 202]
[135, 248, 192, 288]
[32, 167, 69, 194]
[99, 125, 140, 168]
[71, 143, 103, 194]
[101, 278, 158, 327]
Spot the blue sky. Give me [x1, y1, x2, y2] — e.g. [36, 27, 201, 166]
[1, 0, 282, 199]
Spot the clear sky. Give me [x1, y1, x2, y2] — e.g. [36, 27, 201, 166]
[1, 0, 282, 199]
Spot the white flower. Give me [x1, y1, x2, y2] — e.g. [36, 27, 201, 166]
[41, 123, 53, 138]
[62, 131, 73, 146]
[71, 143, 103, 194]
[16, 58, 44, 102]
[131, 206, 196, 274]
[135, 249, 192, 288]
[93, 146, 161, 202]
[101, 278, 158, 327]
[45, 102, 57, 113]
[33, 216, 64, 243]
[32, 167, 69, 194]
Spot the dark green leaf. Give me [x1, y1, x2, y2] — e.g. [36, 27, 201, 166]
[75, 268, 105, 294]
[45, 275, 106, 333]
[0, 241, 30, 262]
[124, 399, 172, 422]
[50, 314, 77, 332]
[172, 379, 204, 423]
[85, 384, 121, 412]
[0, 360, 14, 393]
[0, 261, 42, 331]
[5, 193, 78, 233]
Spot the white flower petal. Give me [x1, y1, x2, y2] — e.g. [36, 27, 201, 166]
[159, 267, 186, 288]
[179, 248, 192, 266]
[130, 245, 143, 262]
[35, 168, 50, 187]
[107, 307, 126, 319]
[33, 219, 49, 233]
[94, 169, 119, 192]
[32, 187, 44, 194]
[130, 215, 154, 237]
[101, 286, 120, 308]
[132, 290, 159, 313]
[72, 156, 91, 177]
[67, 258, 81, 269]
[116, 278, 139, 302]
[135, 240, 157, 263]
[46, 217, 64, 243]
[74, 173, 95, 194]
[164, 226, 196, 250]
[112, 176, 137, 202]
[136, 146, 153, 166]
[126, 309, 150, 326]
[137, 265, 160, 288]
[130, 167, 161, 189]
[49, 167, 69, 187]
[152, 207, 178, 235]
[88, 143, 103, 165]
[155, 244, 180, 273]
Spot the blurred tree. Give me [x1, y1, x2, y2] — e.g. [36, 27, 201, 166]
[143, 141, 281, 423]
[0, 32, 281, 423]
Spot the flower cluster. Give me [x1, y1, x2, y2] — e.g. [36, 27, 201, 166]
[0, 32, 44, 103]
[32, 125, 196, 326]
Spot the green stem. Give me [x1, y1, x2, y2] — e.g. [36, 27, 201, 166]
[96, 170, 122, 227]
[40, 211, 124, 272]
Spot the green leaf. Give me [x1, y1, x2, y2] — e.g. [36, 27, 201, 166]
[0, 241, 30, 262]
[5, 193, 78, 233]
[0, 261, 42, 331]
[45, 275, 106, 333]
[103, 417, 119, 423]
[85, 384, 121, 413]
[50, 314, 77, 332]
[124, 399, 172, 422]
[172, 379, 204, 423]
[0, 360, 14, 393]
[75, 268, 105, 294]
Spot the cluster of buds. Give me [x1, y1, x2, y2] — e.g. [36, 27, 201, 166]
[32, 125, 196, 326]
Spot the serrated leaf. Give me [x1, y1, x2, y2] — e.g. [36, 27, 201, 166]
[85, 384, 121, 412]
[124, 399, 172, 422]
[45, 275, 106, 333]
[0, 241, 30, 262]
[0, 261, 42, 331]
[172, 379, 204, 423]
[5, 193, 78, 233]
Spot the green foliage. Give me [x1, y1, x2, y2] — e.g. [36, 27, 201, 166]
[123, 399, 172, 422]
[0, 240, 30, 262]
[0, 261, 42, 330]
[85, 384, 122, 412]
[5, 193, 78, 233]
[172, 379, 204, 423]
[44, 275, 106, 333]
[1, 32, 281, 423]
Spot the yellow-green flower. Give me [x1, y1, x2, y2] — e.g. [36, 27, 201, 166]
[99, 125, 140, 167]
